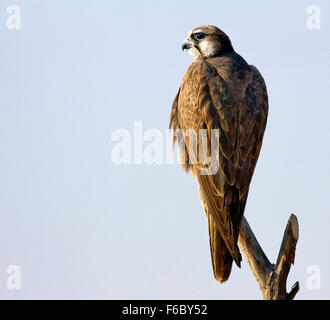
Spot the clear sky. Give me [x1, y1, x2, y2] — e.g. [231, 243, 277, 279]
[0, 0, 329, 299]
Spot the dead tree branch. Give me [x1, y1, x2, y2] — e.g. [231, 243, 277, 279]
[238, 214, 299, 300]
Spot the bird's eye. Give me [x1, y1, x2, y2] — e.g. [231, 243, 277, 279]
[194, 32, 206, 40]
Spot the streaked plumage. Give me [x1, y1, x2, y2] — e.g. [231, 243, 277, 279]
[170, 26, 268, 283]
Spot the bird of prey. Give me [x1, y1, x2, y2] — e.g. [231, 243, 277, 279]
[169, 25, 268, 283]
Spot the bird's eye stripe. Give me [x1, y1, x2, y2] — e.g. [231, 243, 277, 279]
[194, 32, 206, 40]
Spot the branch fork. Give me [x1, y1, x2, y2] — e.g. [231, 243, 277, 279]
[238, 214, 299, 300]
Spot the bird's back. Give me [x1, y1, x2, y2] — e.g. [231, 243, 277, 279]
[170, 50, 268, 283]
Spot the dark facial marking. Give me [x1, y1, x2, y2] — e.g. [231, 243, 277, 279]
[193, 32, 206, 40]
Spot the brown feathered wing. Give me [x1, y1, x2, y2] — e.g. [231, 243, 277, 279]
[170, 56, 268, 283]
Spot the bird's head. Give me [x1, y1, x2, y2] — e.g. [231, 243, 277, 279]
[181, 25, 234, 59]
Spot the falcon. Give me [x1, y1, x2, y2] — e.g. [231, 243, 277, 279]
[169, 25, 268, 283]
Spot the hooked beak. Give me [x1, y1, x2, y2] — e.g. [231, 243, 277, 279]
[181, 39, 192, 51]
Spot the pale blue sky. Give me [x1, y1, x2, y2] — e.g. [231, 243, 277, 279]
[0, 0, 329, 299]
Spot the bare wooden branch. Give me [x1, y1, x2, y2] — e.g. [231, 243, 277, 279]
[238, 214, 299, 300]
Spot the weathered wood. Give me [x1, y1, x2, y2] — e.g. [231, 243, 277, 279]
[238, 214, 299, 300]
